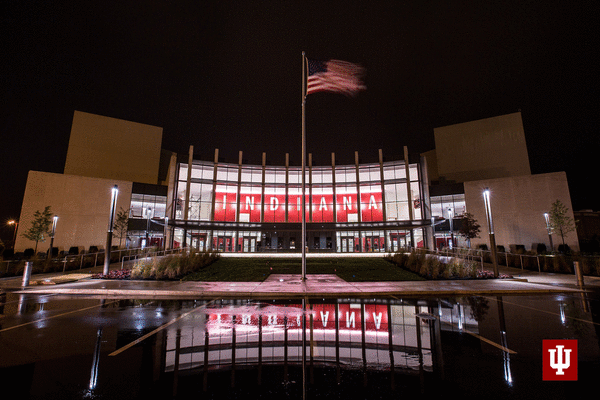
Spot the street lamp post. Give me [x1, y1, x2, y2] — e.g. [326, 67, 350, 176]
[164, 216, 169, 251]
[448, 207, 454, 249]
[145, 206, 153, 249]
[8, 220, 18, 249]
[483, 188, 499, 278]
[543, 212, 554, 253]
[49, 215, 58, 259]
[104, 185, 119, 275]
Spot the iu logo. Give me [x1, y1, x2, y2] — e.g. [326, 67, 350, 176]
[543, 340, 577, 381]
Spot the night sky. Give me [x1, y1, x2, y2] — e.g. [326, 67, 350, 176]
[1, 1, 598, 243]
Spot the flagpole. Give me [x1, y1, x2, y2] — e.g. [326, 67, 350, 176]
[301, 51, 307, 281]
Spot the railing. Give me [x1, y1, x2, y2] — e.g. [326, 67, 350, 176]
[406, 247, 486, 271]
[1, 247, 191, 276]
[119, 247, 191, 269]
[424, 246, 600, 276]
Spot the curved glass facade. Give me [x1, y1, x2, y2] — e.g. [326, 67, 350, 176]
[170, 155, 430, 253]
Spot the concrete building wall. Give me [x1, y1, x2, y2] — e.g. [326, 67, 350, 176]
[464, 171, 578, 252]
[434, 112, 531, 182]
[64, 110, 163, 184]
[15, 171, 132, 253]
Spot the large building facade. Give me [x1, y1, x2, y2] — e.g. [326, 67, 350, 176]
[169, 148, 432, 253]
[14, 110, 579, 255]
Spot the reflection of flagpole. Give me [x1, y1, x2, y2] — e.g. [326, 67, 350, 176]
[301, 52, 307, 281]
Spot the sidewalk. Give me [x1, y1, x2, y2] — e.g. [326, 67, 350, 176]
[2, 261, 597, 299]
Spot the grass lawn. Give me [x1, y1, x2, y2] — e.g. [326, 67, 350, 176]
[182, 257, 425, 282]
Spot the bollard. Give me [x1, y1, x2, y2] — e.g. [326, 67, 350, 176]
[22, 261, 33, 287]
[574, 261, 584, 288]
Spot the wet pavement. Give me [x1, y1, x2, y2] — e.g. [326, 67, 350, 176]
[1, 256, 599, 399]
[1, 261, 599, 299]
[1, 291, 598, 399]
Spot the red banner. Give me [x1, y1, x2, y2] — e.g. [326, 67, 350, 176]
[213, 192, 237, 221]
[239, 193, 262, 222]
[361, 191, 383, 222]
[213, 189, 384, 222]
[336, 194, 358, 222]
[312, 193, 334, 222]
[287, 194, 310, 223]
[263, 194, 286, 222]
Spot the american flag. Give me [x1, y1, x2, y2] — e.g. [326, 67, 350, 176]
[306, 58, 366, 96]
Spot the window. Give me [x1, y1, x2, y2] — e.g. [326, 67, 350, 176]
[335, 167, 356, 184]
[216, 166, 239, 182]
[382, 163, 406, 181]
[130, 194, 166, 219]
[358, 165, 380, 183]
[191, 164, 214, 180]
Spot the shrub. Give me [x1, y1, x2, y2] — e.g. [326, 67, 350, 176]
[131, 250, 219, 280]
[406, 252, 419, 273]
[387, 249, 487, 280]
[430, 257, 442, 279]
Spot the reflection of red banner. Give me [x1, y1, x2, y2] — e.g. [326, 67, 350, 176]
[206, 304, 389, 333]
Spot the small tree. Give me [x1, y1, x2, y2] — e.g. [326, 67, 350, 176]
[548, 200, 577, 246]
[113, 207, 130, 248]
[22, 206, 53, 254]
[458, 212, 481, 248]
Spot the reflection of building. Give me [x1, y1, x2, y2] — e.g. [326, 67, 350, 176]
[164, 301, 438, 375]
[15, 110, 578, 253]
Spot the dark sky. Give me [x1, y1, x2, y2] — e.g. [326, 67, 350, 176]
[1, 1, 598, 243]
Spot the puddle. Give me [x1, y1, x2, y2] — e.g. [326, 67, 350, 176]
[0, 291, 598, 399]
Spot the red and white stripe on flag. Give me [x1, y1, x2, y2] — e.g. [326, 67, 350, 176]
[306, 59, 366, 96]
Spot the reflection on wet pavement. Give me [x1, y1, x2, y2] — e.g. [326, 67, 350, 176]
[0, 290, 598, 399]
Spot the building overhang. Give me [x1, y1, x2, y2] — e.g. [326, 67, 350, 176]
[170, 219, 434, 232]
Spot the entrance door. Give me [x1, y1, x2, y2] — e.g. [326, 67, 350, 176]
[242, 237, 257, 253]
[390, 233, 406, 252]
[364, 235, 384, 252]
[217, 236, 233, 252]
[340, 237, 354, 253]
[191, 234, 206, 252]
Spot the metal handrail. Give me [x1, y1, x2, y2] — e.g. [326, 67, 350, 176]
[120, 247, 191, 269]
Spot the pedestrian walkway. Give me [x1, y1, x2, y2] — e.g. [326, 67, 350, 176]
[2, 260, 597, 299]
